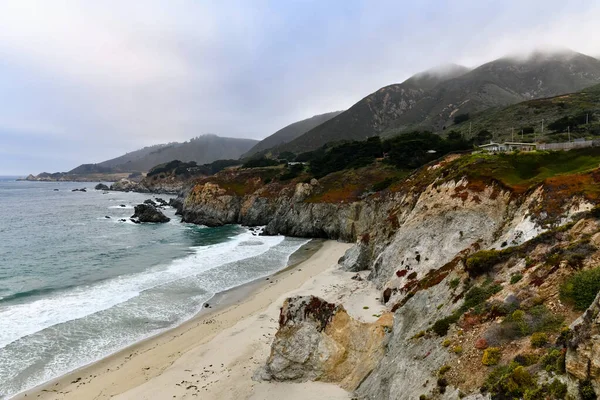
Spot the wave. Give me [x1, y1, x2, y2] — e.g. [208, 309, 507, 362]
[0, 228, 284, 350]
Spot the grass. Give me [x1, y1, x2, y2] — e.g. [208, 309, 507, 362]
[305, 163, 409, 203]
[560, 267, 600, 310]
[448, 148, 600, 193]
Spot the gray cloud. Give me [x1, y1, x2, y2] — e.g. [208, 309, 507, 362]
[0, 0, 599, 174]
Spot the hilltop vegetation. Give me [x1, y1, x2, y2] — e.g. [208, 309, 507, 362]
[448, 84, 600, 143]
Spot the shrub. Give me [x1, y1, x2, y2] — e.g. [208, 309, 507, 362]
[279, 163, 304, 181]
[482, 347, 502, 366]
[580, 380, 597, 400]
[438, 365, 451, 375]
[483, 363, 534, 398]
[432, 312, 461, 336]
[452, 345, 463, 354]
[548, 379, 568, 399]
[462, 283, 502, 313]
[540, 348, 566, 374]
[510, 273, 523, 284]
[513, 353, 539, 367]
[530, 332, 548, 348]
[442, 339, 452, 347]
[560, 267, 600, 310]
[371, 177, 397, 192]
[454, 113, 470, 125]
[242, 157, 281, 169]
[449, 278, 460, 289]
[465, 250, 507, 276]
[556, 327, 573, 347]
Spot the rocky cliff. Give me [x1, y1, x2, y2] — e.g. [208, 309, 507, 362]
[178, 151, 600, 399]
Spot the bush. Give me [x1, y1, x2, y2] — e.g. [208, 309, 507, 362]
[279, 163, 304, 181]
[242, 157, 281, 169]
[548, 379, 568, 399]
[513, 353, 539, 367]
[371, 177, 397, 192]
[482, 347, 502, 366]
[432, 312, 461, 336]
[560, 267, 600, 311]
[452, 345, 463, 354]
[540, 348, 566, 374]
[465, 249, 507, 276]
[438, 365, 451, 375]
[462, 283, 502, 313]
[454, 113, 470, 125]
[530, 332, 548, 348]
[483, 363, 534, 397]
[449, 278, 460, 289]
[580, 380, 597, 400]
[510, 273, 523, 284]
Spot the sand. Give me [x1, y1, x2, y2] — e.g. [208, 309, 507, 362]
[15, 240, 383, 400]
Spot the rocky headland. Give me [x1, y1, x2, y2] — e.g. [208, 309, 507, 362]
[166, 149, 600, 399]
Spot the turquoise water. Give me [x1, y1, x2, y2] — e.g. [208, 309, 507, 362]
[0, 178, 307, 399]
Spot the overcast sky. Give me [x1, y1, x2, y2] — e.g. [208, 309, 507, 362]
[1, 0, 600, 175]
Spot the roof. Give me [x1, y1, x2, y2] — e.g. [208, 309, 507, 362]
[478, 142, 501, 148]
[503, 142, 537, 146]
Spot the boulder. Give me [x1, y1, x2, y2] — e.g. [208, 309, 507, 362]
[130, 204, 170, 223]
[256, 295, 392, 390]
[144, 199, 158, 207]
[111, 178, 148, 193]
[338, 242, 370, 272]
[567, 290, 600, 395]
[95, 183, 110, 191]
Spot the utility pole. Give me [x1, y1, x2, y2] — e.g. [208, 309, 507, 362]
[521, 129, 524, 140]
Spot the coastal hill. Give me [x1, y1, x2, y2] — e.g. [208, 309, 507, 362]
[93, 134, 256, 173]
[272, 50, 600, 154]
[24, 134, 258, 181]
[241, 111, 343, 158]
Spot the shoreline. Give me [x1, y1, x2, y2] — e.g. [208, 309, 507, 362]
[12, 238, 338, 400]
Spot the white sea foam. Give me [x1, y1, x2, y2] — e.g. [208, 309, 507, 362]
[0, 228, 284, 350]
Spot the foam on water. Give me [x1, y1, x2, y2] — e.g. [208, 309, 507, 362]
[0, 229, 282, 349]
[0, 222, 308, 399]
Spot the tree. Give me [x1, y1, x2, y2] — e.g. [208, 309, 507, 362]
[447, 131, 463, 141]
[475, 130, 492, 145]
[453, 113, 470, 125]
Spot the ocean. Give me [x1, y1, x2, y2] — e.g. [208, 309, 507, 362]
[0, 178, 308, 399]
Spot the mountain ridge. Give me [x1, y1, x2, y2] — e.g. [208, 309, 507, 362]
[272, 50, 600, 154]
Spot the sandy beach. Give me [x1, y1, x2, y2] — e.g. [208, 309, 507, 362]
[15, 239, 383, 400]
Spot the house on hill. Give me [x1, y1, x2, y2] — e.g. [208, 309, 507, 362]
[478, 142, 537, 152]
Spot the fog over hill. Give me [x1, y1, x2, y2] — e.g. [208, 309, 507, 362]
[272, 50, 600, 154]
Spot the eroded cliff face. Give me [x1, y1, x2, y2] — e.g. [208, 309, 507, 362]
[179, 155, 600, 399]
[177, 176, 397, 241]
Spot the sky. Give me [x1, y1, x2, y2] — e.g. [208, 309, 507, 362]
[1, 0, 600, 175]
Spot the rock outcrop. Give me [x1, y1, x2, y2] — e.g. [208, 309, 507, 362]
[567, 290, 600, 395]
[94, 183, 109, 191]
[257, 296, 393, 390]
[111, 178, 148, 193]
[130, 204, 170, 223]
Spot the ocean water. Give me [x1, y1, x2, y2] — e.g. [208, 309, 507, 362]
[0, 178, 308, 399]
